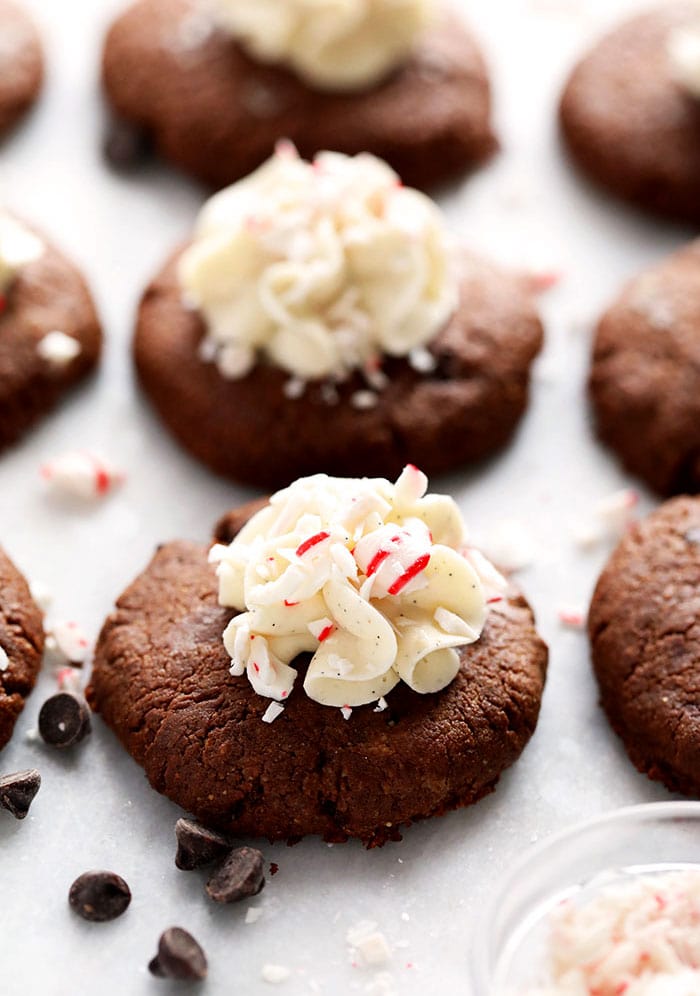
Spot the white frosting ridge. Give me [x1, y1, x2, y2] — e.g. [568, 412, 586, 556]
[210, 466, 504, 708]
[529, 869, 700, 996]
[669, 24, 700, 99]
[211, 0, 432, 92]
[179, 145, 457, 385]
[0, 214, 44, 294]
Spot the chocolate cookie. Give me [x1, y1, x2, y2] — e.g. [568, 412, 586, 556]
[0, 1, 43, 138]
[0, 547, 44, 750]
[588, 497, 700, 796]
[134, 250, 543, 488]
[560, 3, 700, 223]
[589, 241, 700, 496]
[88, 503, 548, 846]
[0, 229, 102, 453]
[101, 0, 496, 190]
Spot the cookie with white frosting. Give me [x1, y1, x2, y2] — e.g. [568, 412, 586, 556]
[560, 2, 700, 223]
[589, 241, 700, 496]
[0, 546, 44, 750]
[101, 0, 496, 190]
[135, 146, 543, 487]
[589, 496, 700, 796]
[0, 214, 102, 452]
[88, 468, 548, 845]
[0, 1, 43, 138]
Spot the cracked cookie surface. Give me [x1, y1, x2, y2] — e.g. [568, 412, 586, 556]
[589, 241, 700, 496]
[0, 547, 44, 749]
[134, 249, 543, 488]
[588, 496, 700, 796]
[88, 503, 548, 846]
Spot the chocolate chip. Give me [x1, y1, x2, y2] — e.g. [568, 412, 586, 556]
[103, 119, 152, 170]
[175, 818, 233, 870]
[149, 927, 207, 981]
[206, 846, 265, 904]
[69, 871, 131, 922]
[38, 692, 91, 748]
[0, 769, 41, 819]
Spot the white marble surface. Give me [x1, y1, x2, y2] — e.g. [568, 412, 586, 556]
[0, 1, 694, 993]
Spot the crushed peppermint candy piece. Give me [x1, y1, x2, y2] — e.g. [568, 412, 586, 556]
[307, 617, 335, 642]
[347, 921, 392, 967]
[245, 907, 264, 924]
[40, 450, 125, 500]
[475, 519, 537, 573]
[29, 580, 52, 612]
[283, 377, 305, 400]
[574, 489, 639, 549]
[524, 268, 562, 294]
[262, 701, 285, 724]
[351, 389, 378, 410]
[36, 330, 82, 367]
[340, 706, 352, 721]
[45, 620, 91, 666]
[374, 697, 388, 712]
[261, 964, 291, 984]
[558, 606, 586, 629]
[408, 346, 436, 373]
[56, 666, 83, 693]
[0, 646, 8, 672]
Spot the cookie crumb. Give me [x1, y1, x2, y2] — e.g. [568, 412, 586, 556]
[261, 964, 291, 984]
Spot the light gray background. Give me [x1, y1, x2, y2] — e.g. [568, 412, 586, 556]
[0, 1, 694, 993]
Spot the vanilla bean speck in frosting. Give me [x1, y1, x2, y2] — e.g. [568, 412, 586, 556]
[209, 465, 506, 709]
[211, 0, 433, 92]
[0, 214, 43, 294]
[178, 144, 458, 385]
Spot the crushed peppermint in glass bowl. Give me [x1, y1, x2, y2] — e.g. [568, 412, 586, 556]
[470, 802, 700, 996]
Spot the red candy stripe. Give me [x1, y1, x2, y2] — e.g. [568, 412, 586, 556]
[365, 548, 390, 577]
[387, 554, 430, 595]
[296, 531, 330, 557]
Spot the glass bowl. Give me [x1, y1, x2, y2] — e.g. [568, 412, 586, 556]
[470, 801, 700, 995]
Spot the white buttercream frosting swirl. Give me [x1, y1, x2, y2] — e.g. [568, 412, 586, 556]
[0, 214, 43, 294]
[178, 144, 457, 385]
[669, 23, 700, 99]
[211, 0, 432, 92]
[210, 466, 505, 709]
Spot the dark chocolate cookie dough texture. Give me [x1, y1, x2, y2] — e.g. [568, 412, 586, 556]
[0, 547, 44, 750]
[589, 497, 700, 797]
[0, 220, 102, 453]
[88, 497, 548, 847]
[101, 0, 496, 190]
[0, 1, 43, 138]
[135, 145, 544, 488]
[560, 1, 700, 223]
[589, 241, 700, 496]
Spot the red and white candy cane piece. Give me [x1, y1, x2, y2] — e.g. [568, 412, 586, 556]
[0, 646, 9, 672]
[558, 606, 586, 629]
[40, 450, 125, 500]
[46, 620, 91, 666]
[307, 618, 335, 642]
